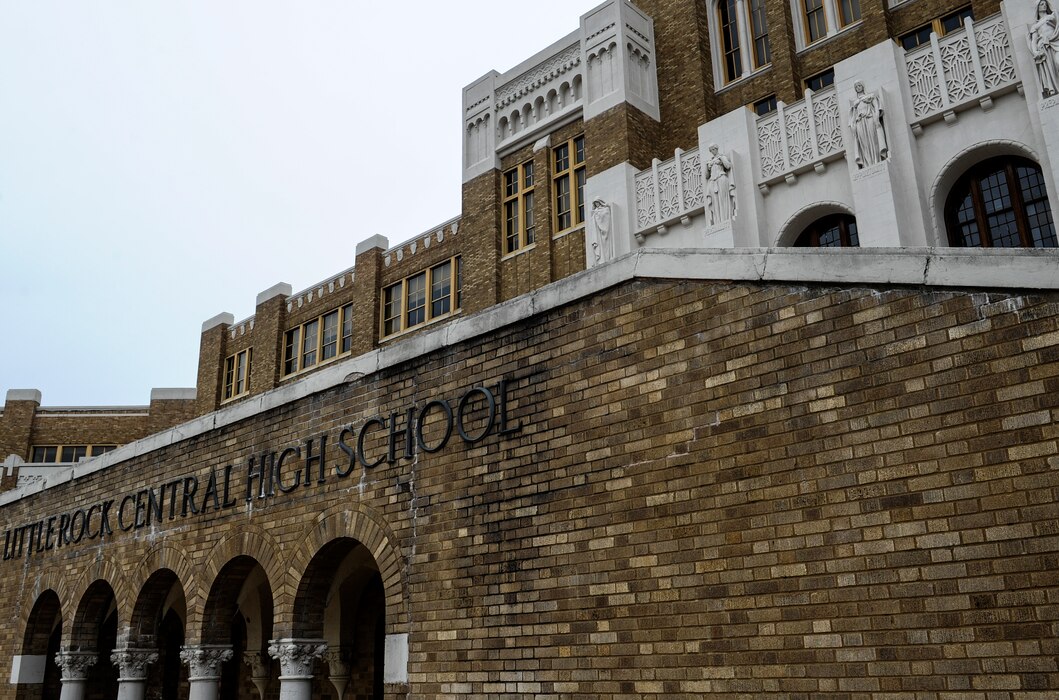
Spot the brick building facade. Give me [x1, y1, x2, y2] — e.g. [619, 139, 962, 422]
[4, 0, 1059, 698]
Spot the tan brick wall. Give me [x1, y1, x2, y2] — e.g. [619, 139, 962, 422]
[2, 278, 1058, 697]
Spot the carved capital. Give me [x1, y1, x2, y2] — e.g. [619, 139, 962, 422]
[179, 645, 233, 681]
[242, 651, 270, 679]
[267, 638, 327, 679]
[54, 649, 97, 681]
[322, 647, 350, 677]
[110, 648, 159, 681]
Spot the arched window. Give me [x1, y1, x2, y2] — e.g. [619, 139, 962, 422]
[714, 0, 771, 84]
[794, 213, 859, 247]
[945, 156, 1058, 248]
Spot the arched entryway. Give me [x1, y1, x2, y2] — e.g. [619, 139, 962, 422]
[16, 591, 62, 700]
[287, 538, 386, 700]
[200, 556, 275, 700]
[71, 580, 119, 700]
[128, 569, 187, 700]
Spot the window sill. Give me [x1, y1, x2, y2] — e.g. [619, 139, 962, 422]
[501, 243, 538, 261]
[796, 20, 862, 55]
[553, 224, 585, 241]
[280, 349, 355, 382]
[379, 309, 463, 344]
[715, 65, 773, 96]
[220, 391, 252, 405]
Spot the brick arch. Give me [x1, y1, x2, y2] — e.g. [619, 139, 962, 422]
[66, 556, 130, 648]
[128, 568, 188, 646]
[19, 566, 71, 636]
[21, 589, 62, 656]
[277, 502, 408, 637]
[928, 139, 1042, 246]
[184, 524, 284, 645]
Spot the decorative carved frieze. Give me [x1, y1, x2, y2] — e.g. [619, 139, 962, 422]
[494, 42, 582, 110]
[180, 645, 234, 681]
[55, 649, 96, 681]
[110, 648, 159, 681]
[267, 639, 327, 679]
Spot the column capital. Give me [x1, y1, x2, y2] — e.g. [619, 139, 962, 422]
[110, 648, 159, 682]
[267, 638, 327, 679]
[55, 648, 97, 681]
[179, 644, 233, 681]
[242, 650, 270, 679]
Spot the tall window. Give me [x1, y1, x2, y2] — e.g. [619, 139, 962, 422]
[283, 303, 355, 376]
[795, 0, 861, 48]
[381, 257, 462, 337]
[715, 0, 771, 84]
[504, 161, 535, 254]
[803, 0, 828, 43]
[945, 157, 1058, 248]
[795, 214, 859, 247]
[224, 348, 252, 400]
[553, 135, 586, 234]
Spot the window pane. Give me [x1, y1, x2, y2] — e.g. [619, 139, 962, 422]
[554, 143, 570, 172]
[804, 0, 827, 42]
[748, 0, 771, 67]
[575, 135, 585, 164]
[576, 167, 586, 225]
[61, 446, 87, 463]
[321, 310, 339, 360]
[456, 257, 463, 309]
[505, 200, 520, 252]
[31, 446, 57, 463]
[302, 319, 318, 368]
[941, 7, 972, 34]
[555, 175, 571, 231]
[341, 303, 354, 352]
[235, 351, 248, 394]
[224, 356, 235, 399]
[383, 284, 402, 336]
[504, 169, 519, 197]
[525, 191, 535, 244]
[90, 445, 116, 457]
[718, 0, 743, 81]
[839, 0, 860, 25]
[406, 273, 426, 327]
[284, 328, 300, 375]
[431, 261, 452, 317]
[524, 162, 534, 188]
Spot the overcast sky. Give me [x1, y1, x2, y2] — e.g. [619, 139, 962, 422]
[0, 1, 599, 406]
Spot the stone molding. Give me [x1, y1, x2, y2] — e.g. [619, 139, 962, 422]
[54, 649, 96, 681]
[180, 645, 233, 681]
[268, 639, 327, 679]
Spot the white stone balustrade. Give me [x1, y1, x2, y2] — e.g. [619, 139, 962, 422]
[903, 13, 1019, 134]
[756, 86, 844, 186]
[633, 147, 705, 237]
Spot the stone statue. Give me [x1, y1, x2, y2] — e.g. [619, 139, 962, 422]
[591, 199, 614, 262]
[704, 143, 735, 225]
[849, 81, 888, 168]
[1030, 0, 1059, 97]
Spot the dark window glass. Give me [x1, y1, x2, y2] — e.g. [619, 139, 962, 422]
[383, 283, 402, 336]
[795, 214, 859, 247]
[341, 304, 354, 353]
[406, 273, 426, 327]
[431, 262, 452, 318]
[302, 319, 318, 368]
[945, 157, 1057, 248]
[804, 0, 827, 42]
[748, 0, 771, 67]
[31, 446, 57, 463]
[754, 95, 777, 116]
[321, 310, 339, 361]
[805, 68, 835, 92]
[61, 446, 87, 463]
[718, 0, 743, 81]
[90, 445, 116, 457]
[284, 328, 300, 375]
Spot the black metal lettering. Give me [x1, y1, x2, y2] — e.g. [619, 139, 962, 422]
[357, 417, 386, 469]
[222, 465, 237, 507]
[274, 447, 302, 494]
[497, 378, 522, 435]
[70, 509, 87, 544]
[44, 516, 56, 550]
[99, 500, 114, 537]
[200, 470, 221, 512]
[181, 477, 199, 516]
[457, 386, 497, 444]
[416, 400, 454, 453]
[118, 494, 136, 532]
[305, 435, 328, 485]
[336, 427, 357, 478]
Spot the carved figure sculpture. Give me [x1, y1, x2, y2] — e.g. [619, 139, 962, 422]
[849, 81, 888, 168]
[591, 199, 614, 262]
[704, 143, 735, 225]
[1030, 0, 1059, 97]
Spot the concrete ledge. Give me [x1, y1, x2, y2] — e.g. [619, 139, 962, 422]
[4, 247, 1057, 505]
[150, 388, 197, 401]
[256, 282, 292, 306]
[356, 234, 389, 255]
[5, 389, 41, 405]
[201, 312, 234, 333]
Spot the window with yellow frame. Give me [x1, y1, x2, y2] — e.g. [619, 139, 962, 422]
[381, 256, 462, 338]
[553, 135, 586, 235]
[30, 444, 117, 463]
[283, 303, 354, 376]
[899, 7, 972, 51]
[798, 0, 861, 47]
[503, 161, 535, 254]
[223, 348, 252, 400]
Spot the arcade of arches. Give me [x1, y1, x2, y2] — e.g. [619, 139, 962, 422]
[17, 537, 393, 700]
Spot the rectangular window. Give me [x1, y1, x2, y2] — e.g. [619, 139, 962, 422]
[61, 446, 87, 463]
[321, 310, 339, 361]
[753, 95, 777, 116]
[838, 0, 861, 26]
[747, 0, 771, 68]
[503, 161, 535, 253]
[381, 256, 462, 337]
[341, 303, 354, 353]
[284, 328, 301, 375]
[224, 348, 252, 400]
[803, 0, 827, 43]
[900, 7, 973, 50]
[282, 305, 356, 376]
[31, 446, 57, 463]
[718, 0, 743, 82]
[804, 68, 835, 92]
[30, 445, 115, 463]
[553, 135, 586, 235]
[90, 445, 116, 457]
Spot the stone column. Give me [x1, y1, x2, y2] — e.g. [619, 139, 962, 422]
[243, 651, 271, 700]
[54, 649, 96, 700]
[110, 648, 158, 700]
[322, 647, 350, 700]
[180, 645, 234, 700]
[268, 639, 327, 700]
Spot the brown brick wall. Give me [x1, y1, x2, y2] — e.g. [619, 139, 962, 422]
[2, 278, 1058, 697]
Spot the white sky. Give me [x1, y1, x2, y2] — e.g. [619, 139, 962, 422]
[0, 1, 600, 406]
